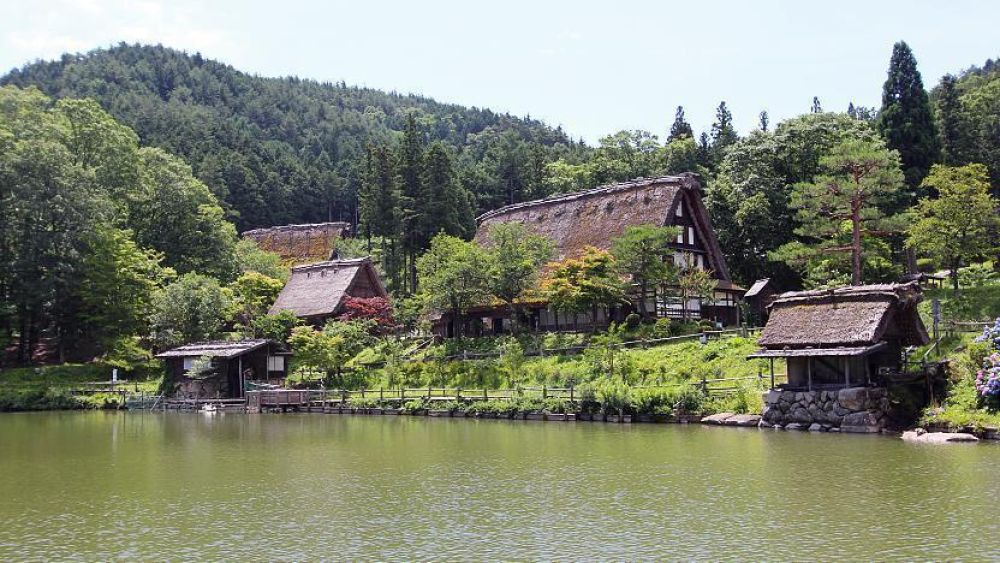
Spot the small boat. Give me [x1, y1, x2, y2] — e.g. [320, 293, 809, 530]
[201, 403, 219, 413]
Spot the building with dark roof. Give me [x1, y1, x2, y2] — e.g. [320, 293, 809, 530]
[269, 257, 388, 324]
[750, 282, 929, 390]
[156, 339, 292, 399]
[454, 174, 743, 335]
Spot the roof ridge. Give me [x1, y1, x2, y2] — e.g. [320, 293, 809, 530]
[475, 174, 696, 223]
[241, 222, 352, 236]
[291, 257, 371, 271]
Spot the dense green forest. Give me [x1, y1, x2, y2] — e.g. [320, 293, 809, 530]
[1, 44, 588, 231]
[2, 41, 1000, 370]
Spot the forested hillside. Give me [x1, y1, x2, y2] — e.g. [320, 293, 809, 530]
[1, 44, 587, 231]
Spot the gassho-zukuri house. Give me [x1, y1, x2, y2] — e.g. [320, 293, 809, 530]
[155, 339, 292, 400]
[268, 257, 389, 325]
[436, 174, 745, 336]
[749, 282, 930, 432]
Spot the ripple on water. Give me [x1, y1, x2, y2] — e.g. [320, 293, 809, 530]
[1, 412, 1000, 559]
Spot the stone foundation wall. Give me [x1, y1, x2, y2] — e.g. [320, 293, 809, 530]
[761, 386, 889, 433]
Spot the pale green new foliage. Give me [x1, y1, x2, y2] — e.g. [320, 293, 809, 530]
[908, 164, 1000, 290]
[288, 320, 373, 382]
[416, 234, 491, 338]
[484, 222, 554, 328]
[78, 225, 173, 347]
[229, 271, 285, 333]
[234, 238, 288, 282]
[677, 267, 718, 321]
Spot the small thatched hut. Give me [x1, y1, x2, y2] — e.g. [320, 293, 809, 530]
[156, 339, 291, 399]
[269, 257, 388, 325]
[459, 174, 742, 335]
[242, 222, 352, 264]
[750, 282, 929, 390]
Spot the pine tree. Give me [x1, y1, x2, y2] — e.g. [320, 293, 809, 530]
[758, 110, 769, 132]
[710, 101, 738, 163]
[876, 41, 940, 193]
[936, 74, 964, 166]
[811, 97, 822, 113]
[668, 106, 693, 141]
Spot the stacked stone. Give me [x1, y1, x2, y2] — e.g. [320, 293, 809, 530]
[760, 387, 888, 433]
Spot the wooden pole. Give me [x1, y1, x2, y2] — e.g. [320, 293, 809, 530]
[807, 357, 812, 391]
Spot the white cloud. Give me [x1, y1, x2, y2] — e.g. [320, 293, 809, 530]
[1, 0, 234, 69]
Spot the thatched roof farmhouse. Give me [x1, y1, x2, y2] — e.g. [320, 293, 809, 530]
[436, 174, 743, 336]
[269, 257, 387, 324]
[475, 173, 731, 281]
[243, 222, 352, 264]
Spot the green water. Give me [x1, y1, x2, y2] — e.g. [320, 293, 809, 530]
[1, 412, 999, 560]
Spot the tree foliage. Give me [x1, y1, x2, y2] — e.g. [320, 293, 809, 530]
[908, 164, 1000, 289]
[775, 139, 904, 286]
[877, 41, 940, 193]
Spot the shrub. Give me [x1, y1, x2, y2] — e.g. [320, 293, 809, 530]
[595, 379, 631, 414]
[402, 399, 426, 413]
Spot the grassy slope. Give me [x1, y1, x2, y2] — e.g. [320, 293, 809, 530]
[0, 363, 162, 411]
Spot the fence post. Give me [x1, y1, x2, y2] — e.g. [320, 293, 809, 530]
[380, 387, 384, 401]
[456, 387, 462, 402]
[701, 375, 708, 395]
[542, 385, 547, 399]
[569, 384, 574, 403]
[483, 388, 488, 401]
[427, 384, 432, 399]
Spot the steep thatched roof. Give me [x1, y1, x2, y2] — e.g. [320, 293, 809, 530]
[757, 283, 929, 349]
[156, 339, 286, 359]
[474, 174, 731, 280]
[268, 258, 386, 320]
[242, 222, 351, 264]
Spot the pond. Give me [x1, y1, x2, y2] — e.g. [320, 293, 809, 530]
[1, 412, 999, 560]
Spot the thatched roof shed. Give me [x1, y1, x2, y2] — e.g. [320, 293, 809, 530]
[269, 257, 387, 323]
[755, 283, 929, 352]
[242, 222, 351, 264]
[474, 174, 731, 281]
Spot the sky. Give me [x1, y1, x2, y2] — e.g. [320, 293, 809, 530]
[1, 0, 997, 144]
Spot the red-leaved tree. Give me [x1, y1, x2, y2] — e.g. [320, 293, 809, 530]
[337, 297, 398, 334]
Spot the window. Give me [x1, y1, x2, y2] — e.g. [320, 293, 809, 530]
[267, 356, 285, 372]
[688, 227, 695, 245]
[676, 230, 684, 244]
[182, 357, 197, 371]
[675, 203, 683, 217]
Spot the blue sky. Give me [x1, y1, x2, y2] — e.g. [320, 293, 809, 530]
[1, 0, 997, 143]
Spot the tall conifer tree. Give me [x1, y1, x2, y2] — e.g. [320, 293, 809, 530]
[935, 74, 964, 166]
[668, 106, 693, 141]
[876, 41, 940, 193]
[397, 113, 425, 293]
[710, 101, 738, 164]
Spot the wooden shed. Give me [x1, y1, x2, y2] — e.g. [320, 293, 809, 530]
[268, 257, 388, 325]
[156, 339, 292, 400]
[749, 282, 929, 390]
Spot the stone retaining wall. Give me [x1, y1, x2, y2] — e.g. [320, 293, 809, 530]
[761, 386, 889, 433]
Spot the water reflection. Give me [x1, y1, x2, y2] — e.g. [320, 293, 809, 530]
[0, 412, 999, 559]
